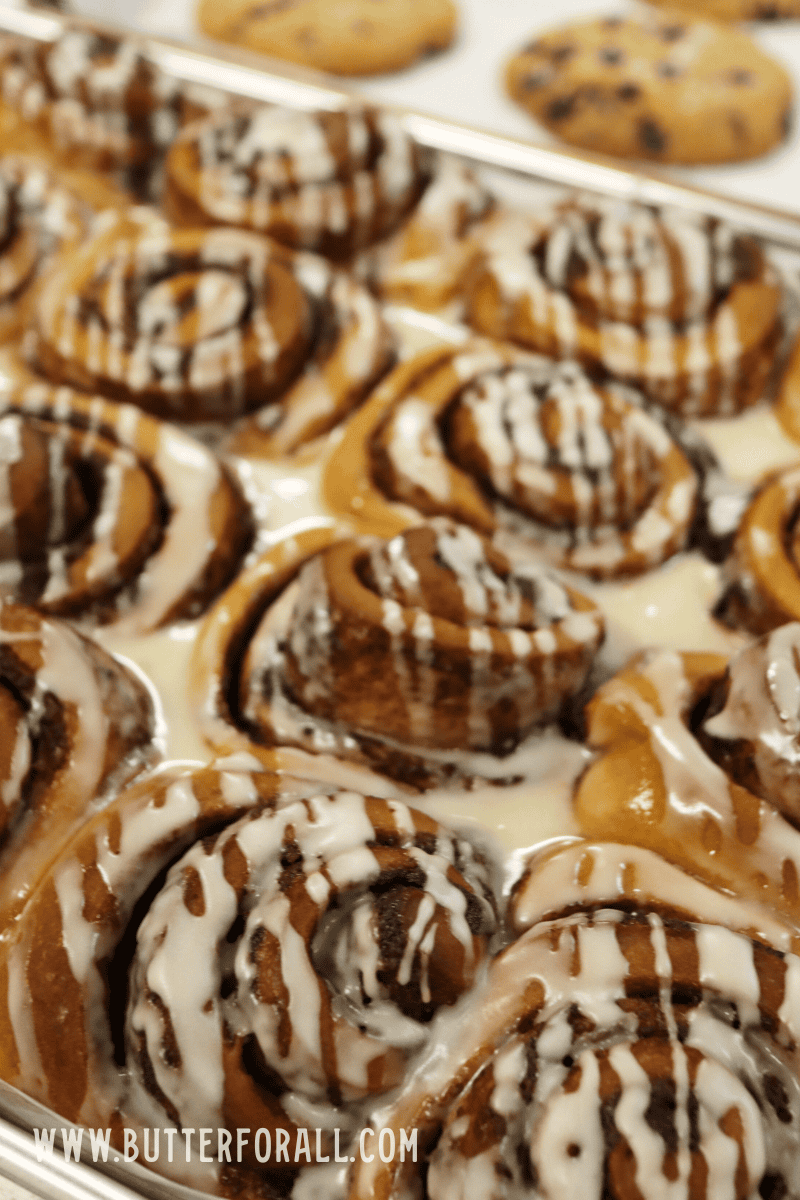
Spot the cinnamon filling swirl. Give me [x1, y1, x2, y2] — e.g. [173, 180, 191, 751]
[0, 600, 157, 928]
[27, 209, 394, 444]
[325, 343, 700, 579]
[350, 845, 800, 1200]
[191, 519, 604, 788]
[0, 765, 498, 1193]
[0, 382, 252, 632]
[166, 102, 428, 261]
[464, 198, 785, 417]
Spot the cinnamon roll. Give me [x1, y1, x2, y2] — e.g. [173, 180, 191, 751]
[0, 600, 157, 928]
[0, 381, 252, 632]
[190, 518, 604, 789]
[0, 763, 498, 1194]
[464, 197, 785, 417]
[165, 102, 428, 262]
[0, 26, 212, 195]
[0, 155, 85, 342]
[717, 463, 800, 634]
[323, 342, 701, 579]
[28, 208, 394, 447]
[351, 838, 800, 1200]
[574, 626, 800, 936]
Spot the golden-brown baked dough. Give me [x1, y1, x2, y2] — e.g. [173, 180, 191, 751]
[323, 342, 701, 579]
[0, 382, 252, 631]
[0, 764, 498, 1194]
[197, 0, 458, 77]
[190, 518, 604, 788]
[464, 198, 785, 417]
[28, 209, 395, 449]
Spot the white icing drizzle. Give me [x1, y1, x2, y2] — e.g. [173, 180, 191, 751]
[354, 906, 800, 1200]
[231, 519, 603, 774]
[374, 347, 697, 578]
[173, 103, 423, 258]
[0, 382, 248, 633]
[119, 786, 498, 1138]
[468, 197, 782, 418]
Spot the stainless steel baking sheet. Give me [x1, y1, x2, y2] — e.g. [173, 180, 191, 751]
[1, 3, 800, 248]
[0, 6, 799, 1200]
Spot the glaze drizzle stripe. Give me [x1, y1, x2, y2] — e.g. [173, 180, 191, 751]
[576, 647, 800, 938]
[166, 104, 426, 260]
[465, 199, 784, 418]
[323, 341, 698, 579]
[0, 766, 497, 1176]
[0, 382, 250, 632]
[350, 904, 800, 1200]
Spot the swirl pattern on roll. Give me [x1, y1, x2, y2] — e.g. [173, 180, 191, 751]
[28, 208, 394, 446]
[350, 839, 800, 1200]
[0, 381, 252, 632]
[165, 102, 428, 261]
[574, 629, 800, 937]
[0, 27, 212, 177]
[0, 601, 156, 928]
[0, 763, 498, 1193]
[464, 198, 785, 417]
[718, 464, 800, 635]
[0, 155, 85, 341]
[191, 518, 604, 789]
[324, 342, 700, 579]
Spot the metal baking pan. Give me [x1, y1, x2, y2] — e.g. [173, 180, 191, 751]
[0, 4, 799, 1200]
[2, 1, 800, 249]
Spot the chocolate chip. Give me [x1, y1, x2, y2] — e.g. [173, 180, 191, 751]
[598, 46, 624, 65]
[603, 16, 623, 27]
[550, 43, 576, 64]
[659, 24, 686, 41]
[521, 71, 548, 92]
[656, 61, 681, 79]
[546, 94, 577, 122]
[725, 68, 753, 86]
[617, 83, 640, 101]
[728, 112, 748, 142]
[639, 117, 667, 153]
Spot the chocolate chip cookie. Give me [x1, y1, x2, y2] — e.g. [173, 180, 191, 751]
[648, 0, 800, 18]
[197, 0, 458, 76]
[505, 12, 793, 163]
